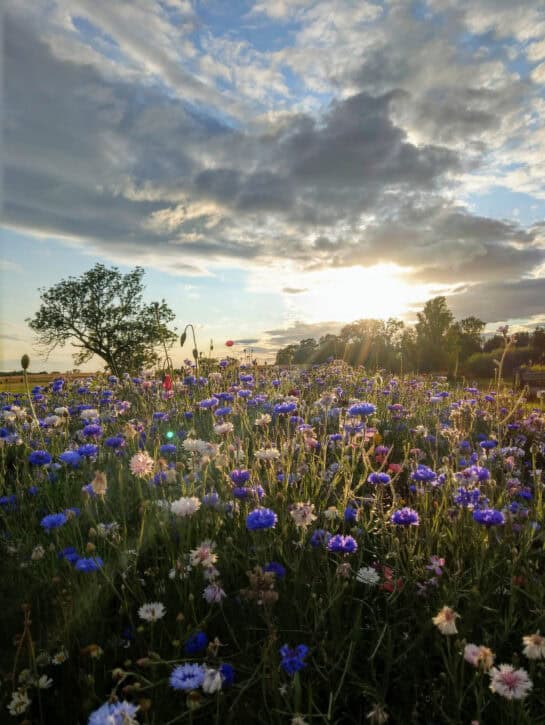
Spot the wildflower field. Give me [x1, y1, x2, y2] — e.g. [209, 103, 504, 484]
[1, 362, 545, 724]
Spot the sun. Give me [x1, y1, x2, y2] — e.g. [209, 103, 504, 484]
[285, 264, 435, 323]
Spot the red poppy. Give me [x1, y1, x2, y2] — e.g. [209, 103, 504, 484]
[163, 374, 172, 391]
[225, 340, 234, 347]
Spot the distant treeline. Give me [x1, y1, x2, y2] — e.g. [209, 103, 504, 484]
[275, 296, 545, 377]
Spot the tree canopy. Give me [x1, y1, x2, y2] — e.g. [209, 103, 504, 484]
[27, 264, 176, 375]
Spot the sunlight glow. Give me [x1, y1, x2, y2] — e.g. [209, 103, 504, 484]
[285, 265, 439, 323]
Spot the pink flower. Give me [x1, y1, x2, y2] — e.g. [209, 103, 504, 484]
[129, 451, 154, 478]
[489, 664, 532, 700]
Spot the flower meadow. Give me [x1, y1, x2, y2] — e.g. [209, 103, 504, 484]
[1, 362, 545, 724]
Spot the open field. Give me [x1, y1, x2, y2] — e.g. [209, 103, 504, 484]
[1, 363, 545, 723]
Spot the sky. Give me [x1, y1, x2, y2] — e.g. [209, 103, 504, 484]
[1, 0, 545, 371]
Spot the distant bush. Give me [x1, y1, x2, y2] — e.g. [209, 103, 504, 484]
[464, 346, 534, 378]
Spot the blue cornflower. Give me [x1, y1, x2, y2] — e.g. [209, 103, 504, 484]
[169, 663, 206, 691]
[327, 534, 358, 554]
[310, 529, 331, 548]
[237, 389, 251, 398]
[41, 513, 68, 531]
[453, 487, 482, 509]
[264, 561, 286, 580]
[202, 492, 220, 507]
[279, 644, 309, 675]
[219, 663, 235, 686]
[459, 465, 490, 482]
[246, 508, 278, 530]
[367, 472, 391, 485]
[347, 402, 376, 417]
[104, 436, 125, 449]
[75, 556, 104, 572]
[199, 398, 218, 409]
[82, 424, 102, 438]
[153, 412, 169, 421]
[214, 406, 232, 417]
[472, 508, 505, 527]
[184, 631, 208, 655]
[58, 546, 80, 564]
[390, 507, 420, 526]
[89, 700, 139, 725]
[411, 465, 437, 483]
[28, 450, 52, 466]
[344, 505, 358, 523]
[77, 444, 99, 458]
[230, 469, 250, 485]
[274, 402, 297, 415]
[159, 444, 177, 456]
[239, 374, 254, 383]
[480, 439, 498, 450]
[232, 486, 251, 499]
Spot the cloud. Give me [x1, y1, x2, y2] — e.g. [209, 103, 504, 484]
[264, 320, 344, 347]
[3, 0, 545, 329]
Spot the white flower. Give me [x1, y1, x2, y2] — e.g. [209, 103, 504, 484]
[255, 447, 281, 461]
[463, 643, 494, 670]
[324, 506, 340, 521]
[43, 415, 62, 427]
[171, 496, 201, 517]
[489, 664, 532, 700]
[138, 601, 166, 622]
[129, 451, 155, 478]
[37, 675, 53, 689]
[290, 502, 317, 528]
[356, 567, 380, 585]
[7, 690, 31, 716]
[190, 541, 217, 568]
[432, 606, 459, 635]
[51, 648, 69, 665]
[522, 633, 545, 660]
[202, 668, 223, 694]
[255, 413, 272, 427]
[213, 422, 234, 435]
[80, 408, 99, 420]
[183, 438, 220, 457]
[31, 545, 45, 561]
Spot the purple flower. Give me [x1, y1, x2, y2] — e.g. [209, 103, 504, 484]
[41, 512, 68, 531]
[28, 450, 52, 466]
[472, 508, 505, 527]
[347, 402, 376, 417]
[327, 534, 358, 554]
[310, 529, 331, 548]
[279, 644, 309, 675]
[246, 508, 277, 530]
[82, 424, 102, 438]
[367, 472, 391, 485]
[264, 561, 286, 580]
[169, 663, 206, 691]
[75, 556, 104, 571]
[390, 507, 420, 526]
[230, 469, 250, 485]
[184, 631, 208, 655]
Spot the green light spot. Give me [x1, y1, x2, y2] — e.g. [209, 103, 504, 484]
[165, 431, 175, 439]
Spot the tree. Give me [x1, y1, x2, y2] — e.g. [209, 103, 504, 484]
[27, 264, 177, 375]
[415, 297, 454, 371]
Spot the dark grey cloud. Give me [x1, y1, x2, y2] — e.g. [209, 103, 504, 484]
[265, 321, 343, 346]
[3, 2, 545, 327]
[447, 278, 545, 323]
